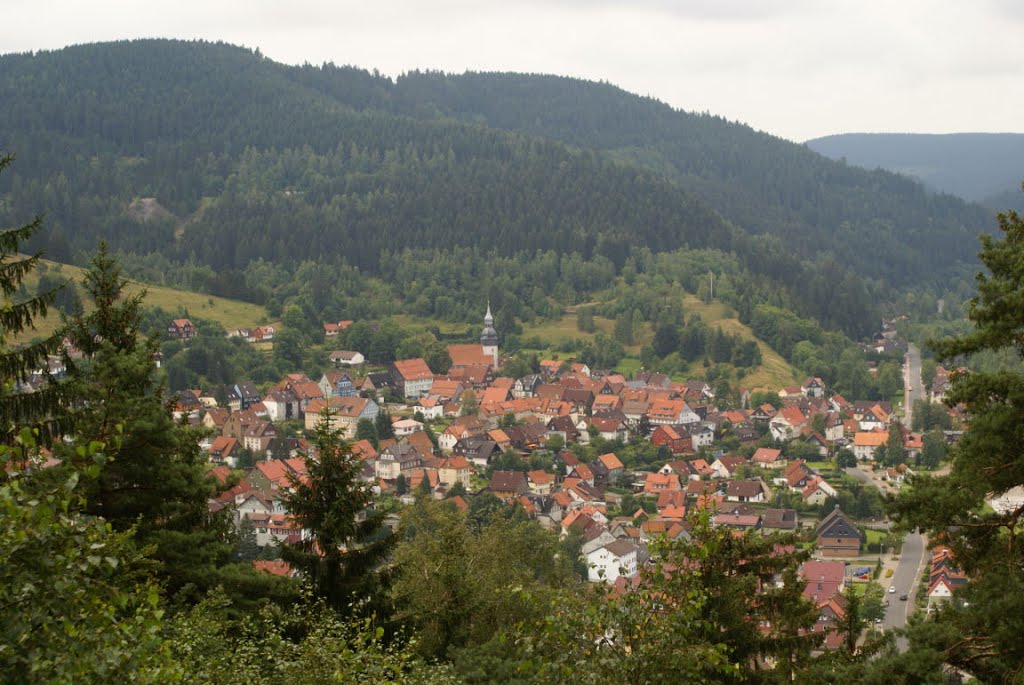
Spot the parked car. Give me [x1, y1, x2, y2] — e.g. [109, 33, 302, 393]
[888, 586, 896, 593]
[899, 593, 908, 601]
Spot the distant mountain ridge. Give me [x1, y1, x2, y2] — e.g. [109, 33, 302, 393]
[805, 132, 1024, 211]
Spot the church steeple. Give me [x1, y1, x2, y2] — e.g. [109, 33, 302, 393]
[480, 302, 499, 368]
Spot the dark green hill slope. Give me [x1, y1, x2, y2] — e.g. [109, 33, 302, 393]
[377, 72, 991, 288]
[0, 42, 732, 262]
[805, 132, 1024, 211]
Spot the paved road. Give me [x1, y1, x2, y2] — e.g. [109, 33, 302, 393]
[904, 343, 924, 429]
[845, 464, 927, 647]
[882, 531, 926, 649]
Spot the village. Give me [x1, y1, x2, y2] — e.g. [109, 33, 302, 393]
[167, 307, 970, 651]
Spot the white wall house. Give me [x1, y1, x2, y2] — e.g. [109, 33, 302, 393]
[586, 539, 638, 583]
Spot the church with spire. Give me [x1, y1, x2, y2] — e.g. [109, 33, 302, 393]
[446, 304, 500, 372]
[480, 303, 499, 369]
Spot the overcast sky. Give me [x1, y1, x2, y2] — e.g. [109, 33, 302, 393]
[3, 1, 1022, 142]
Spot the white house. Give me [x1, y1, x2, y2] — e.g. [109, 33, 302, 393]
[687, 423, 715, 448]
[586, 539, 639, 583]
[393, 418, 425, 437]
[417, 397, 444, 421]
[926, 577, 955, 611]
[853, 431, 887, 461]
[263, 389, 300, 422]
[329, 350, 365, 367]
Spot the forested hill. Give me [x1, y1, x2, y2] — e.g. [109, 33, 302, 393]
[805, 132, 1024, 212]
[0, 39, 991, 338]
[379, 72, 990, 287]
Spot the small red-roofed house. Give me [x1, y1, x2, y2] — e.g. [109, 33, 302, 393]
[527, 469, 557, 495]
[643, 472, 681, 495]
[591, 394, 622, 414]
[801, 476, 838, 505]
[927, 575, 956, 605]
[487, 429, 512, 451]
[801, 560, 846, 602]
[569, 463, 595, 486]
[651, 424, 693, 455]
[710, 455, 748, 479]
[437, 456, 472, 490]
[770, 405, 808, 441]
[751, 447, 784, 469]
[350, 439, 378, 461]
[208, 436, 241, 465]
[685, 480, 720, 498]
[904, 433, 924, 461]
[207, 465, 232, 485]
[853, 431, 887, 461]
[713, 512, 761, 531]
[391, 358, 434, 399]
[253, 560, 295, 577]
[597, 452, 624, 483]
[659, 505, 688, 521]
[168, 318, 196, 340]
[657, 490, 688, 510]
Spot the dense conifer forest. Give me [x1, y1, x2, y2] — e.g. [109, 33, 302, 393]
[0, 39, 996, 345]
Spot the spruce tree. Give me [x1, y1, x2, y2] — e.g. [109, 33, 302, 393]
[280, 411, 393, 614]
[0, 154, 70, 441]
[63, 244, 231, 600]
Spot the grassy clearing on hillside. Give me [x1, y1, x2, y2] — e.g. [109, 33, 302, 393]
[516, 299, 796, 386]
[17, 259, 270, 343]
[394, 295, 797, 385]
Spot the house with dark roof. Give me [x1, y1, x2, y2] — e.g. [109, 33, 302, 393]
[263, 388, 300, 422]
[761, 508, 798, 532]
[375, 444, 424, 481]
[726, 479, 769, 503]
[816, 506, 862, 557]
[453, 436, 501, 468]
[488, 470, 529, 502]
[587, 538, 639, 583]
[512, 374, 543, 399]
[226, 381, 262, 410]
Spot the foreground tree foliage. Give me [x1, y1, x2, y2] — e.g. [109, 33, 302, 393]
[890, 204, 1024, 683]
[167, 592, 457, 685]
[504, 515, 820, 684]
[0, 449, 177, 684]
[391, 497, 577, 665]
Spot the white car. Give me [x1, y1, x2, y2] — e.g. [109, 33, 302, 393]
[888, 586, 897, 594]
